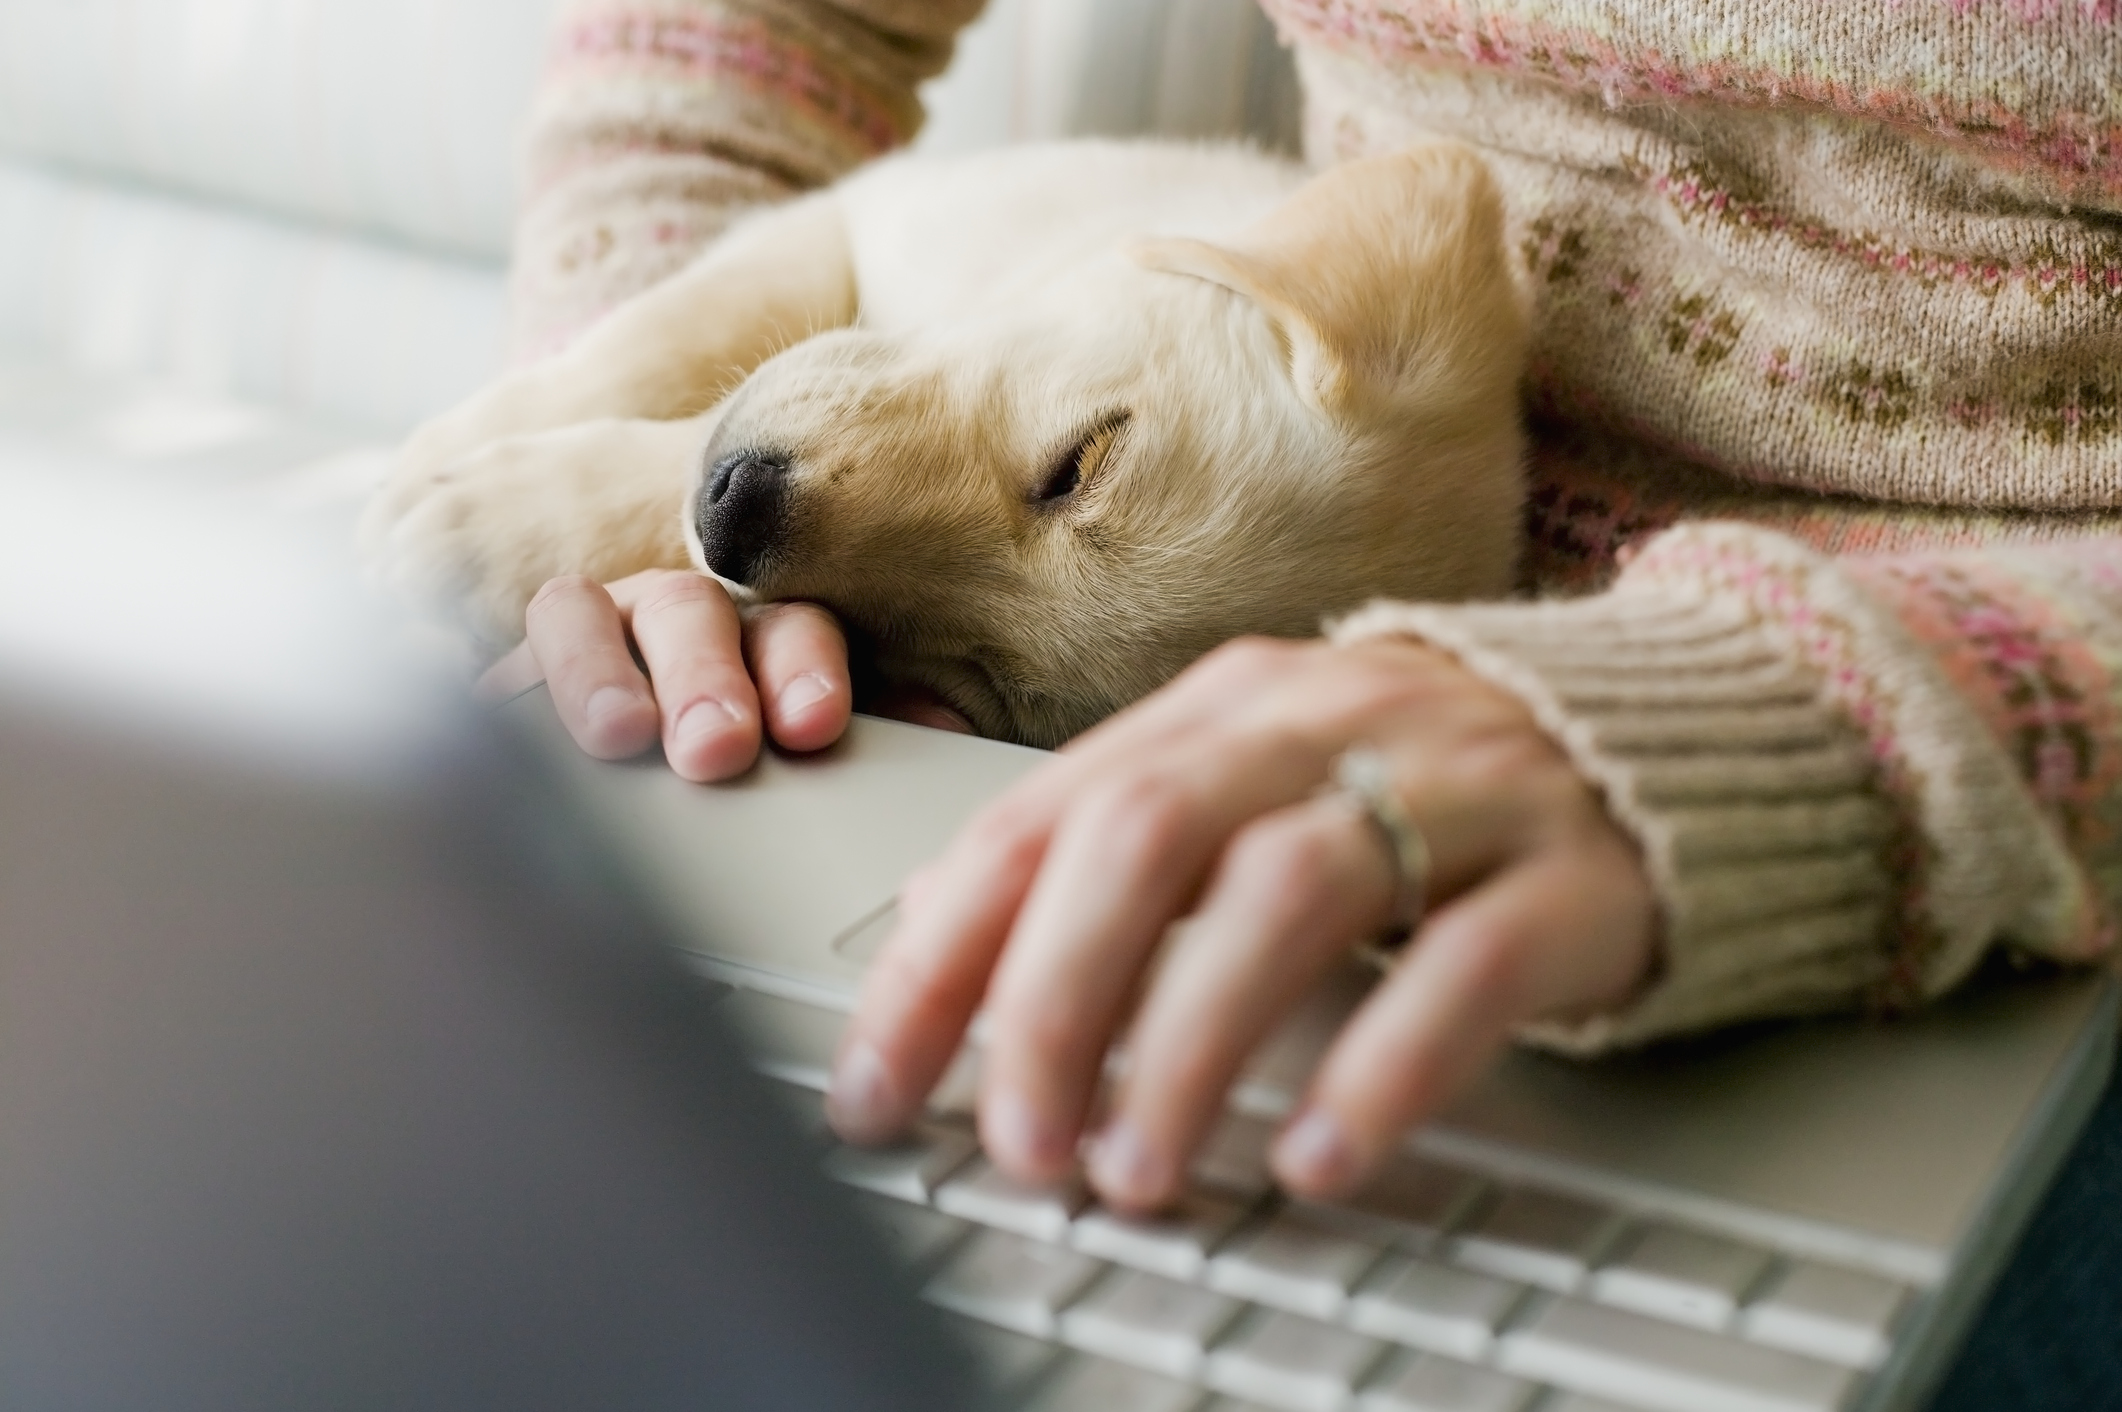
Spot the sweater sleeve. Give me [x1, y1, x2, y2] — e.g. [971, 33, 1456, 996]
[510, 0, 986, 359]
[1332, 522, 2117, 1054]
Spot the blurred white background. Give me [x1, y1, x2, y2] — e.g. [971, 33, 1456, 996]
[0, 0, 1295, 504]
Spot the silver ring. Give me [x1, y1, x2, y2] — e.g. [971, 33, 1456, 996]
[1331, 745, 1430, 967]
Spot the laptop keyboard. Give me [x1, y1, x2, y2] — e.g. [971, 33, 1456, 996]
[767, 1077, 1914, 1412]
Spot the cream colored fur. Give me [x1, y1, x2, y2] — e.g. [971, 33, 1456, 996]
[363, 140, 1529, 746]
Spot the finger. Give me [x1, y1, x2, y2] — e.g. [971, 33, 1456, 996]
[829, 641, 1329, 1148]
[1087, 793, 1395, 1210]
[832, 740, 1195, 1148]
[827, 797, 1049, 1144]
[743, 602, 854, 752]
[625, 570, 763, 783]
[523, 576, 660, 759]
[974, 732, 1338, 1182]
[475, 639, 545, 702]
[1271, 841, 1656, 1199]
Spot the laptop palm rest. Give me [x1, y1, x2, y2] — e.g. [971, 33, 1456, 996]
[505, 690, 1047, 1005]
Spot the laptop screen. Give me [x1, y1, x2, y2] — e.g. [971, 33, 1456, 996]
[0, 470, 981, 1412]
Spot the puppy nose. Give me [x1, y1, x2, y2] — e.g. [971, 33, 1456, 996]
[695, 448, 791, 585]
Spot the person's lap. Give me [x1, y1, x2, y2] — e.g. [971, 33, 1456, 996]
[1931, 1053, 2122, 1408]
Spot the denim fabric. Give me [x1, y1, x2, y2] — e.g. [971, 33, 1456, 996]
[1929, 1059, 2122, 1409]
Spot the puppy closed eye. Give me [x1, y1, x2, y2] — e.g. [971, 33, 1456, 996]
[1035, 412, 1130, 505]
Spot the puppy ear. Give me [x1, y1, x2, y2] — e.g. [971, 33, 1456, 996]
[1130, 143, 1523, 419]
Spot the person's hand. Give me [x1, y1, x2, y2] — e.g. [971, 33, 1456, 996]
[825, 634, 1658, 1211]
[478, 570, 970, 780]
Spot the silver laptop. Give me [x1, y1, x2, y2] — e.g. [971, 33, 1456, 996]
[505, 688, 2118, 1412]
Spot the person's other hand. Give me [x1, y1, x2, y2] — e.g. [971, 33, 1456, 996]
[825, 635, 1658, 1210]
[477, 570, 968, 781]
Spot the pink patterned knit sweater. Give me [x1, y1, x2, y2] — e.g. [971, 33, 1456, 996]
[514, 0, 2122, 1050]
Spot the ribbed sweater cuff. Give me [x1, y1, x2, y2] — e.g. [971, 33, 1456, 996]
[1331, 577, 1898, 1053]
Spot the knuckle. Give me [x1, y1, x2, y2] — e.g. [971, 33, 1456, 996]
[965, 796, 1050, 874]
[869, 914, 986, 1012]
[749, 599, 848, 655]
[871, 935, 952, 1010]
[1193, 636, 1292, 688]
[525, 574, 597, 618]
[1249, 720, 1320, 772]
[1229, 813, 1338, 896]
[634, 570, 721, 617]
[985, 982, 1086, 1072]
[536, 640, 613, 684]
[1079, 774, 1196, 860]
[751, 598, 830, 630]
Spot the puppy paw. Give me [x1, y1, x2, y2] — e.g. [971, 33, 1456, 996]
[364, 419, 698, 647]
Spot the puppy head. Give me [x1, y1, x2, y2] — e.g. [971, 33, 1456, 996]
[689, 144, 1529, 747]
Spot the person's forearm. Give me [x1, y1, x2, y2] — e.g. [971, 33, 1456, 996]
[511, 0, 985, 360]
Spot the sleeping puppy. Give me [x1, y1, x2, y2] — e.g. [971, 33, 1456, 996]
[363, 140, 1528, 747]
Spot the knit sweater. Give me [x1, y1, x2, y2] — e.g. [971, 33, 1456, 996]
[513, 0, 2122, 1051]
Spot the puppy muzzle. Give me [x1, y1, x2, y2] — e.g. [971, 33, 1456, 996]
[695, 447, 791, 587]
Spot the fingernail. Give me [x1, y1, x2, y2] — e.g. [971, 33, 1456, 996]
[778, 672, 834, 720]
[1273, 1107, 1359, 1195]
[1090, 1119, 1169, 1207]
[984, 1089, 1064, 1174]
[585, 685, 644, 729]
[827, 1040, 899, 1142]
[675, 698, 740, 751]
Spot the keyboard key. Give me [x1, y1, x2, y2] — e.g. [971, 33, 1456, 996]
[935, 1156, 1091, 1242]
[924, 1228, 1104, 1338]
[1298, 1157, 1483, 1253]
[1347, 1254, 1525, 1359]
[1059, 1267, 1244, 1379]
[823, 1122, 976, 1203]
[1738, 1261, 1908, 1370]
[1073, 1190, 1252, 1280]
[1451, 1189, 1618, 1291]
[1025, 1353, 1207, 1412]
[1355, 1349, 1538, 1412]
[1207, 1211, 1387, 1319]
[940, 1311, 1060, 1397]
[1194, 1113, 1278, 1198]
[849, 1190, 972, 1271]
[1204, 1309, 1389, 1412]
[1497, 1294, 1857, 1412]
[1590, 1226, 1771, 1330]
